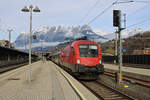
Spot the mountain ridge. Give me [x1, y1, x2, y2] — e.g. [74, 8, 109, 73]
[15, 25, 106, 50]
[14, 25, 148, 51]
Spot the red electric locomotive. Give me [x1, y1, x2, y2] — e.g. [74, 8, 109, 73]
[58, 39, 104, 80]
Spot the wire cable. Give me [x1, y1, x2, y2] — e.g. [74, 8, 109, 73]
[86, 0, 149, 25]
[119, 0, 150, 3]
[133, 0, 150, 3]
[87, 4, 113, 24]
[128, 3, 150, 16]
[126, 17, 150, 28]
[115, 0, 134, 4]
[80, 0, 101, 24]
[87, 0, 119, 25]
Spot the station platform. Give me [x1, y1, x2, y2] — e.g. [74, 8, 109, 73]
[0, 61, 98, 100]
[103, 63, 150, 82]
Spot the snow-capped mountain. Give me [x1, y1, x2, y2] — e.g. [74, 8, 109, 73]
[103, 28, 149, 41]
[14, 25, 149, 51]
[93, 29, 107, 36]
[14, 25, 106, 50]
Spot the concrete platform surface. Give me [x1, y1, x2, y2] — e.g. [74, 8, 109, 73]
[104, 63, 150, 81]
[0, 61, 98, 100]
[104, 63, 150, 76]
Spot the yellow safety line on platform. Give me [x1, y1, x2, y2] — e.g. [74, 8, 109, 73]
[56, 66, 87, 100]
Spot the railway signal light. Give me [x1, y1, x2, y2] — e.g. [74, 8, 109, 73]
[113, 9, 124, 84]
[33, 34, 37, 39]
[113, 10, 121, 27]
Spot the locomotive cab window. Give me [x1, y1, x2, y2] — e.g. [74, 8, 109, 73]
[79, 44, 98, 57]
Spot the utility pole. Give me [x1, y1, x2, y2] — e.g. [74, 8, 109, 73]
[25, 40, 27, 52]
[115, 31, 118, 57]
[7, 29, 13, 48]
[113, 9, 124, 83]
[118, 26, 123, 83]
[40, 40, 44, 61]
[114, 30, 118, 64]
[123, 14, 126, 29]
[7, 29, 13, 62]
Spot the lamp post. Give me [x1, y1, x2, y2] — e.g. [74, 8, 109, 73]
[21, 5, 40, 82]
[7, 29, 13, 48]
[40, 40, 44, 61]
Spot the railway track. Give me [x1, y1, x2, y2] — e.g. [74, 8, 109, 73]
[81, 80, 135, 100]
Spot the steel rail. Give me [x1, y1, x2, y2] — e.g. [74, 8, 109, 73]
[81, 80, 135, 100]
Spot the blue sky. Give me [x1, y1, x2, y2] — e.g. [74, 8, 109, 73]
[0, 0, 150, 42]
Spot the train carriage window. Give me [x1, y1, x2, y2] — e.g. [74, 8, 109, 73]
[79, 44, 98, 57]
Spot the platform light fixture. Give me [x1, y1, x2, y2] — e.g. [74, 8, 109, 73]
[21, 5, 40, 83]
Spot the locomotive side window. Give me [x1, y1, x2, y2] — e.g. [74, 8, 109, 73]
[79, 44, 98, 57]
[72, 47, 75, 55]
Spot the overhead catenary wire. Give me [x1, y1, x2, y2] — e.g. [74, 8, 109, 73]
[132, 0, 150, 3]
[126, 17, 150, 28]
[87, 0, 149, 25]
[80, 0, 101, 24]
[119, 0, 150, 3]
[115, 0, 134, 4]
[117, 0, 150, 3]
[128, 3, 150, 16]
[87, 4, 113, 25]
[123, 0, 150, 17]
[87, 0, 119, 25]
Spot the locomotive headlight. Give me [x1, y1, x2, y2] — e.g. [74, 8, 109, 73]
[99, 59, 102, 64]
[77, 59, 80, 64]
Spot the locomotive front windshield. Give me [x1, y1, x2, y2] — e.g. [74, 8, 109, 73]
[79, 44, 98, 57]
